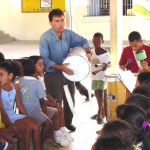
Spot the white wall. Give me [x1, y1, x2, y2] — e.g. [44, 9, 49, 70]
[0, 0, 50, 40]
[0, 0, 150, 41]
[72, 6, 150, 41]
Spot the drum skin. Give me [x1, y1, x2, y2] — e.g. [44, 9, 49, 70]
[62, 55, 90, 82]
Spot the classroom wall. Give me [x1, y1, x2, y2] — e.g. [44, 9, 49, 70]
[0, 0, 50, 40]
[0, 0, 150, 41]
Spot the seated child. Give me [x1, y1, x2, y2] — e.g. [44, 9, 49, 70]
[92, 136, 134, 150]
[29, 55, 74, 142]
[0, 52, 5, 63]
[100, 119, 135, 146]
[125, 93, 150, 120]
[0, 61, 41, 150]
[132, 85, 150, 98]
[20, 59, 70, 147]
[116, 104, 150, 150]
[136, 71, 150, 87]
[0, 137, 11, 150]
[0, 126, 25, 150]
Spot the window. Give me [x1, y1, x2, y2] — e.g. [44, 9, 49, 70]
[123, 0, 133, 15]
[86, 0, 132, 16]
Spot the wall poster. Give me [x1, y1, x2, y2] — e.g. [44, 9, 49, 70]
[22, 0, 66, 13]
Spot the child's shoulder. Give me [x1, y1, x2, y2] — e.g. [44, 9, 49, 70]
[12, 82, 20, 91]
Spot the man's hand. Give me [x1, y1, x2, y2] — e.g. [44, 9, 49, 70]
[61, 63, 74, 75]
[86, 53, 92, 62]
[52, 63, 74, 75]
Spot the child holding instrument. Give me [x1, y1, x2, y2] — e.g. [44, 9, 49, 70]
[90, 32, 111, 124]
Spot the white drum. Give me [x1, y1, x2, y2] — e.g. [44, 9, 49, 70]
[62, 47, 90, 82]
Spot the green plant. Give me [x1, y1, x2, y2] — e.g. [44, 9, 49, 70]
[132, 4, 150, 19]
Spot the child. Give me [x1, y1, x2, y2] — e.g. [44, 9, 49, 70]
[0, 137, 11, 150]
[0, 52, 5, 63]
[136, 71, 150, 87]
[116, 104, 150, 150]
[100, 119, 135, 146]
[132, 85, 150, 98]
[92, 136, 134, 150]
[29, 55, 74, 142]
[90, 32, 111, 123]
[0, 61, 41, 150]
[125, 93, 150, 120]
[119, 31, 150, 73]
[19, 59, 69, 147]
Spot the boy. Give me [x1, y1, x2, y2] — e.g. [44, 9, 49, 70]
[90, 32, 111, 124]
[119, 31, 150, 73]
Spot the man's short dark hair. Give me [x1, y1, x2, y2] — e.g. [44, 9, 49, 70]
[48, 8, 64, 22]
[128, 31, 142, 42]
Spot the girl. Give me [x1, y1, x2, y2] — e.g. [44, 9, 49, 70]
[116, 104, 150, 150]
[100, 119, 135, 146]
[0, 61, 41, 150]
[125, 94, 150, 120]
[92, 136, 134, 150]
[29, 55, 74, 143]
[19, 59, 69, 147]
[90, 32, 111, 123]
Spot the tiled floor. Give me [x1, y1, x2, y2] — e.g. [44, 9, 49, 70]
[0, 41, 104, 150]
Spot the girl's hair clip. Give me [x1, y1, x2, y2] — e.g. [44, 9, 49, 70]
[142, 121, 150, 129]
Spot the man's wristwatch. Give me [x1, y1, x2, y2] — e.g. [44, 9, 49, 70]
[85, 47, 92, 54]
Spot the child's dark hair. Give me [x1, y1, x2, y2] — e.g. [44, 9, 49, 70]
[0, 61, 23, 81]
[93, 32, 103, 40]
[48, 8, 64, 22]
[100, 119, 135, 145]
[125, 93, 150, 119]
[143, 127, 150, 150]
[116, 104, 146, 144]
[0, 52, 5, 63]
[128, 31, 142, 42]
[28, 56, 42, 64]
[21, 59, 35, 76]
[93, 136, 133, 150]
[132, 85, 150, 97]
[137, 71, 150, 86]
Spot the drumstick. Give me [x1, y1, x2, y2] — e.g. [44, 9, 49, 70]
[92, 69, 103, 75]
[95, 64, 103, 68]
[124, 58, 132, 68]
[92, 63, 106, 75]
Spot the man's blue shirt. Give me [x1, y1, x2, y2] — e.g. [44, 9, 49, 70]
[39, 28, 90, 73]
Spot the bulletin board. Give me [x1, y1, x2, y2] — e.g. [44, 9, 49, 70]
[22, 0, 66, 13]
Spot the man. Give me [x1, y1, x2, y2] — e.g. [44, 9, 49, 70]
[119, 31, 150, 73]
[39, 8, 91, 131]
[75, 82, 94, 101]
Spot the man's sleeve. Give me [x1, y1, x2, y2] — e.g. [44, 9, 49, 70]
[69, 31, 90, 49]
[39, 35, 56, 71]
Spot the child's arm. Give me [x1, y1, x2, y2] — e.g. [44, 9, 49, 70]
[13, 82, 28, 115]
[45, 91, 58, 106]
[40, 98, 48, 115]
